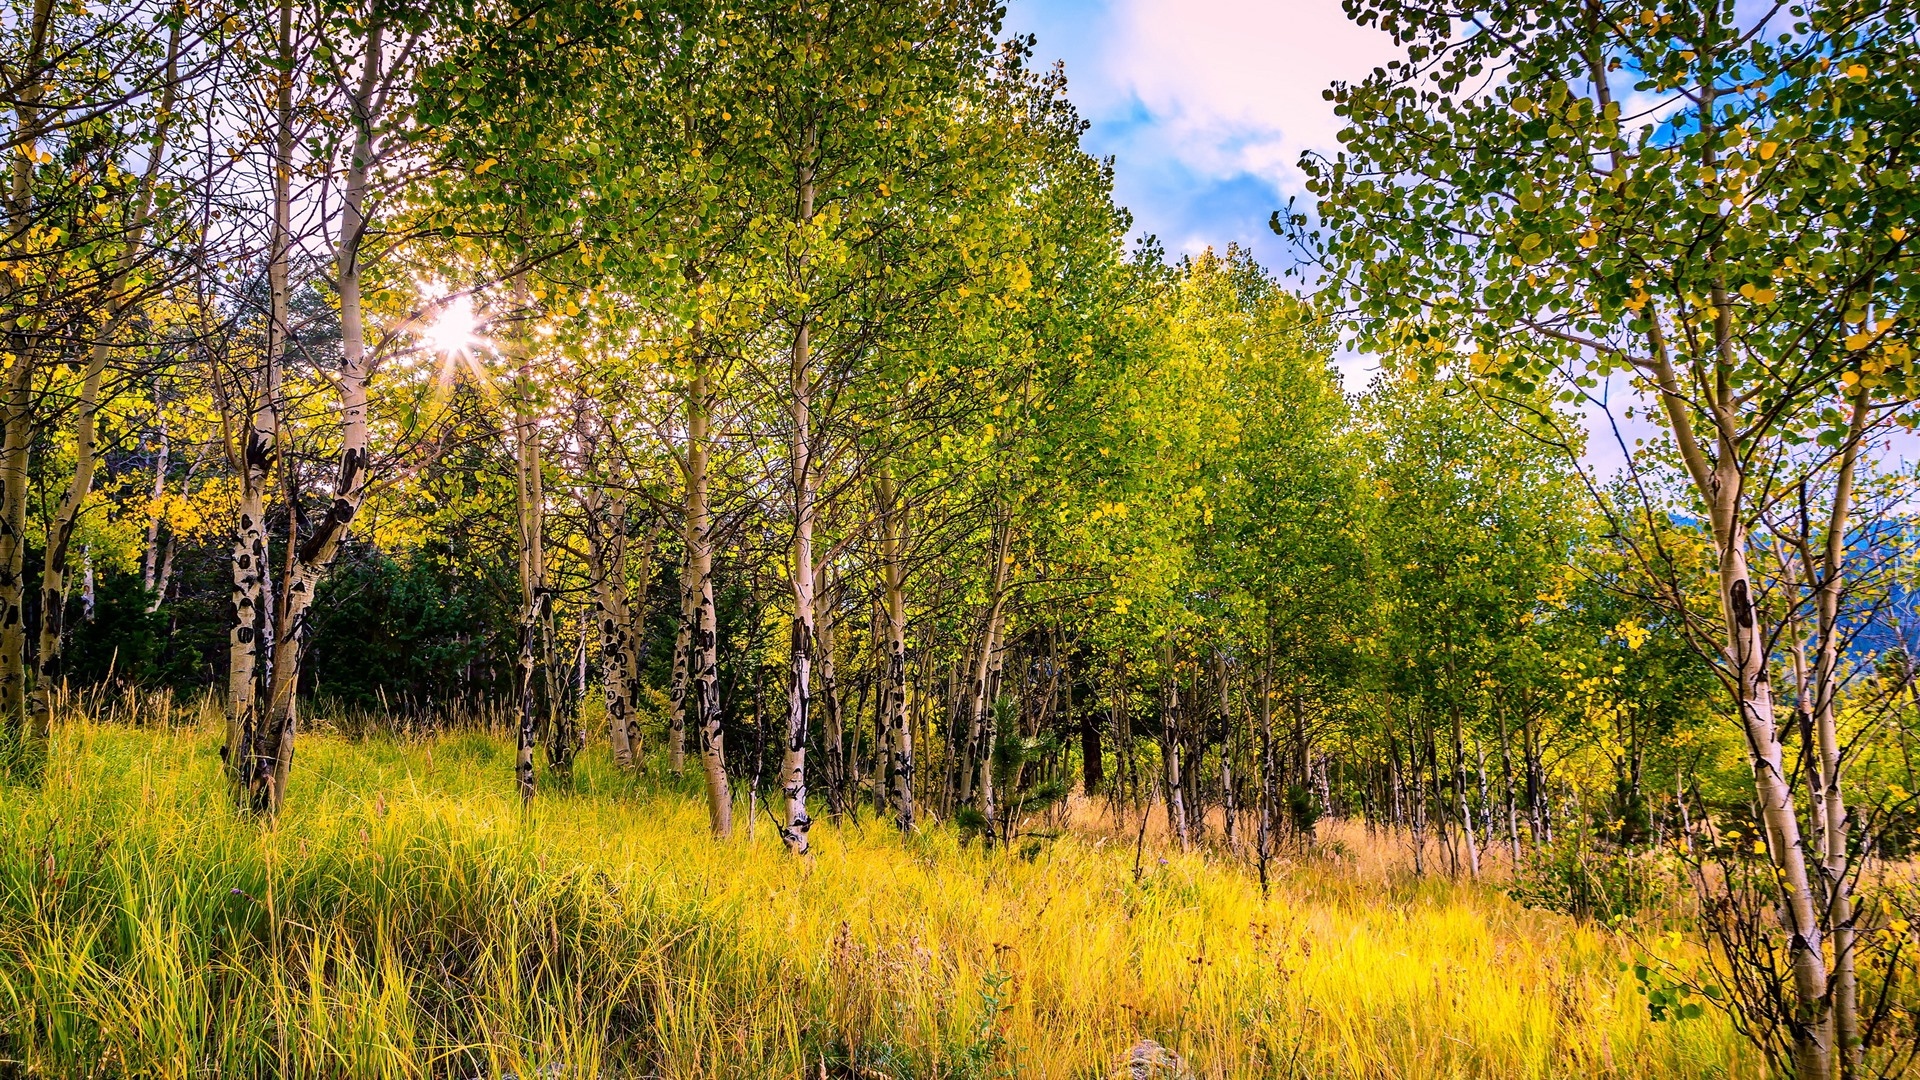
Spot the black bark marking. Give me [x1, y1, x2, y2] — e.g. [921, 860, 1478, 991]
[1731, 578, 1754, 629]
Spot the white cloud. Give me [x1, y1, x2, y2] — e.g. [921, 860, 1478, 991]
[1004, 0, 1402, 268]
[1005, 0, 1404, 385]
[1103, 0, 1400, 191]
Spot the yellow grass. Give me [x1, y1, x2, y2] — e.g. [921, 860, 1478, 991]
[0, 719, 1760, 1078]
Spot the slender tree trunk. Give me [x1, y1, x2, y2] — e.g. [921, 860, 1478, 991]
[29, 25, 179, 747]
[963, 521, 1012, 839]
[1082, 707, 1105, 796]
[226, 0, 293, 798]
[969, 602, 1008, 835]
[0, 348, 30, 766]
[1815, 386, 1871, 1076]
[1256, 645, 1274, 890]
[1647, 314, 1833, 1074]
[1790, 629, 1825, 843]
[777, 149, 820, 855]
[1524, 712, 1546, 842]
[815, 563, 847, 817]
[142, 416, 170, 596]
[781, 351, 816, 852]
[1162, 639, 1189, 852]
[874, 467, 913, 831]
[30, 350, 110, 742]
[1497, 704, 1520, 865]
[668, 549, 692, 775]
[514, 588, 544, 802]
[1725, 523, 1831, 1070]
[0, 0, 54, 771]
[1218, 650, 1237, 849]
[582, 490, 630, 767]
[586, 490, 648, 767]
[249, 11, 393, 814]
[1385, 701, 1405, 829]
[686, 355, 730, 836]
[956, 658, 976, 808]
[1447, 694, 1481, 878]
[147, 448, 198, 613]
[1407, 706, 1427, 875]
[1183, 693, 1204, 842]
[504, 264, 553, 800]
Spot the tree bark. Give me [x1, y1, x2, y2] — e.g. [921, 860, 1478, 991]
[226, 0, 294, 799]
[1217, 650, 1237, 850]
[28, 24, 179, 748]
[1811, 385, 1871, 1076]
[873, 467, 914, 831]
[779, 149, 819, 855]
[585, 489, 649, 768]
[30, 345, 110, 741]
[244, 7, 398, 814]
[815, 562, 847, 817]
[685, 352, 730, 835]
[1497, 703, 1520, 866]
[668, 548, 692, 775]
[0, 0, 54, 772]
[1644, 314, 1832, 1073]
[509, 269, 550, 799]
[1256, 645, 1274, 890]
[963, 520, 1012, 838]
[141, 416, 171, 597]
[1162, 639, 1189, 852]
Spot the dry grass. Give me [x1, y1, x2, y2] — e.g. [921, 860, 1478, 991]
[0, 718, 1760, 1078]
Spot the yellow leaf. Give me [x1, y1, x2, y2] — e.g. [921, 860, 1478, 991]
[1846, 63, 1868, 78]
[1752, 288, 1775, 304]
[1894, 227, 1909, 241]
[1759, 141, 1778, 161]
[1578, 230, 1598, 248]
[1841, 370, 1859, 385]
[475, 157, 497, 175]
[1846, 331, 1874, 351]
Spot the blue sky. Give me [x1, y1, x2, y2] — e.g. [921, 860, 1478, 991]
[997, 1, 1920, 480]
[1002, 0, 1401, 272]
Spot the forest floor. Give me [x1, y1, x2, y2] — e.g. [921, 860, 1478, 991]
[0, 719, 1761, 1079]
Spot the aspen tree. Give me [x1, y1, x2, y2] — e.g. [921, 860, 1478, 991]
[1312, 2, 1920, 1068]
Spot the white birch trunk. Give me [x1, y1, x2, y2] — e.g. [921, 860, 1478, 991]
[0, 0, 54, 769]
[668, 550, 692, 775]
[251, 14, 390, 813]
[141, 416, 170, 596]
[1162, 639, 1189, 853]
[228, 0, 293, 800]
[1645, 319, 1831, 1073]
[779, 158, 818, 855]
[686, 356, 730, 835]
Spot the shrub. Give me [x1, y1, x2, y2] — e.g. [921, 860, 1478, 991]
[1509, 835, 1672, 923]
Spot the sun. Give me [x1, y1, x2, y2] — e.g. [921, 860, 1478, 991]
[421, 292, 480, 356]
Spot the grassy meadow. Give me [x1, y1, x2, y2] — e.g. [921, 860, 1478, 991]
[0, 717, 1760, 1079]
